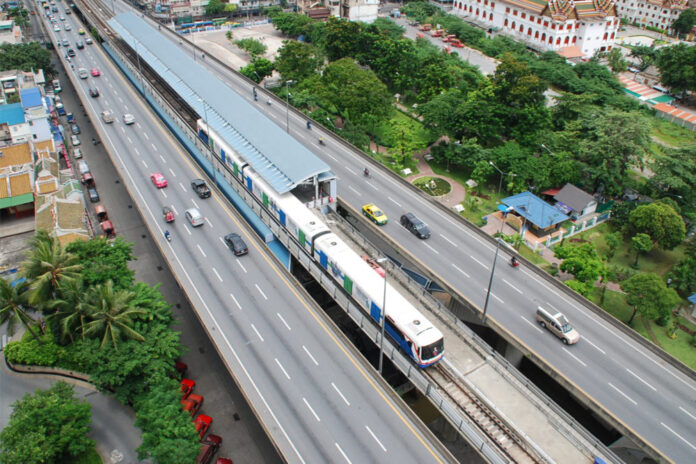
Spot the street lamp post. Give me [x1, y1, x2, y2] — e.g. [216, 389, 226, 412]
[489, 161, 515, 195]
[285, 80, 295, 132]
[482, 207, 512, 324]
[376, 257, 389, 374]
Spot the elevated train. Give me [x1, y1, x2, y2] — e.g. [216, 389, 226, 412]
[198, 120, 444, 367]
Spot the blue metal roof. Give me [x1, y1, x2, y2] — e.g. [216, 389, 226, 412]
[109, 12, 331, 194]
[0, 103, 25, 125]
[20, 87, 43, 108]
[688, 294, 696, 305]
[501, 191, 569, 229]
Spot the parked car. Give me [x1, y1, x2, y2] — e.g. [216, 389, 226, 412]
[181, 393, 203, 417]
[180, 378, 195, 399]
[89, 87, 99, 98]
[400, 212, 431, 239]
[150, 172, 167, 188]
[224, 233, 248, 256]
[70, 123, 80, 135]
[191, 179, 211, 198]
[87, 187, 99, 203]
[196, 435, 222, 464]
[193, 415, 212, 439]
[77, 160, 90, 175]
[101, 110, 114, 123]
[122, 113, 135, 125]
[185, 208, 205, 227]
[72, 147, 83, 159]
[71, 134, 80, 146]
[78, 68, 88, 79]
[67, 112, 74, 123]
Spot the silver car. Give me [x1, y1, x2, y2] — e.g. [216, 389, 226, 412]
[78, 68, 88, 79]
[122, 114, 135, 125]
[70, 134, 80, 146]
[185, 208, 205, 227]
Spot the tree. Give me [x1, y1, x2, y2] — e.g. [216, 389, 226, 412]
[383, 118, 423, 169]
[554, 243, 607, 296]
[270, 12, 315, 39]
[7, 8, 29, 28]
[605, 231, 622, 260]
[630, 45, 657, 72]
[22, 230, 82, 309]
[607, 48, 628, 73]
[621, 273, 681, 325]
[649, 144, 696, 211]
[0, 279, 41, 344]
[0, 382, 93, 464]
[82, 281, 146, 349]
[672, 9, 696, 37]
[0, 42, 54, 74]
[274, 41, 323, 82]
[418, 89, 466, 138]
[240, 57, 274, 83]
[234, 38, 267, 58]
[655, 44, 696, 97]
[49, 279, 89, 344]
[631, 233, 653, 266]
[205, 0, 225, 16]
[66, 237, 135, 290]
[318, 17, 365, 61]
[628, 201, 686, 250]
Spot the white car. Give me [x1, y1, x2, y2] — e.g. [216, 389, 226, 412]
[71, 134, 80, 146]
[122, 114, 135, 125]
[54, 25, 61, 32]
[101, 110, 114, 123]
[185, 208, 205, 227]
[73, 147, 83, 159]
[78, 68, 88, 79]
[64, 23, 71, 31]
[77, 160, 90, 175]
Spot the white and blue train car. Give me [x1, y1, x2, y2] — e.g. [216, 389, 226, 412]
[198, 120, 445, 367]
[313, 233, 444, 367]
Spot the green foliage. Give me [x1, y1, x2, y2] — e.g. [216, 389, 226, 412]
[135, 380, 200, 462]
[400, 1, 439, 22]
[270, 12, 316, 38]
[649, 142, 696, 215]
[274, 40, 323, 82]
[655, 44, 696, 96]
[672, 9, 696, 37]
[554, 243, 607, 296]
[628, 201, 686, 250]
[631, 233, 654, 266]
[234, 38, 267, 57]
[621, 273, 681, 324]
[7, 8, 29, 28]
[0, 278, 42, 343]
[630, 45, 657, 72]
[204, 0, 225, 16]
[605, 231, 623, 260]
[370, 17, 406, 40]
[240, 57, 274, 83]
[66, 237, 135, 290]
[0, 42, 54, 74]
[606, 48, 628, 73]
[0, 382, 93, 464]
[3, 329, 72, 367]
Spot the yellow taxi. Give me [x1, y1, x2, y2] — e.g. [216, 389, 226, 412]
[78, 27, 86, 35]
[362, 204, 388, 225]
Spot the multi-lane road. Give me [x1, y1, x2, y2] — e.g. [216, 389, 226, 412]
[39, 4, 454, 463]
[128, 14, 696, 464]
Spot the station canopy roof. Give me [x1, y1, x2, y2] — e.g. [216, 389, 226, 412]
[109, 12, 331, 194]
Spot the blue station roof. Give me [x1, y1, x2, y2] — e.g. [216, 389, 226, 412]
[20, 87, 43, 108]
[109, 12, 331, 194]
[502, 191, 569, 229]
[0, 103, 25, 125]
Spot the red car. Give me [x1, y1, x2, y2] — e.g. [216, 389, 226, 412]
[181, 378, 195, 399]
[150, 172, 168, 188]
[181, 393, 204, 417]
[91, 67, 101, 77]
[194, 414, 212, 439]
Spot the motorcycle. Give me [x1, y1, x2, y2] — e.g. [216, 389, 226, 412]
[510, 258, 519, 268]
[318, 138, 325, 146]
[164, 230, 172, 242]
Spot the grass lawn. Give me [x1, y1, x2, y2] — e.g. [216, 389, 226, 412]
[373, 110, 435, 150]
[414, 176, 452, 196]
[651, 117, 696, 148]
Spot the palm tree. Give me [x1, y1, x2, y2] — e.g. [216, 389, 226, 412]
[0, 279, 42, 343]
[22, 230, 82, 310]
[82, 281, 146, 349]
[48, 279, 89, 344]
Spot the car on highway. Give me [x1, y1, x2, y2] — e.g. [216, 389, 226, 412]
[67, 48, 75, 57]
[64, 23, 71, 31]
[78, 27, 85, 35]
[76, 40, 84, 49]
[122, 113, 135, 125]
[59, 15, 65, 20]
[196, 434, 222, 464]
[150, 172, 168, 188]
[70, 123, 80, 135]
[185, 208, 205, 227]
[65, 8, 71, 14]
[91, 67, 100, 77]
[362, 203, 388, 225]
[101, 110, 114, 123]
[85, 37, 93, 44]
[191, 179, 211, 198]
[71, 134, 80, 146]
[62, 39, 69, 47]
[400, 212, 431, 239]
[89, 87, 99, 97]
[72, 147, 83, 159]
[224, 233, 248, 256]
[78, 68, 88, 79]
[53, 25, 60, 32]
[193, 415, 212, 439]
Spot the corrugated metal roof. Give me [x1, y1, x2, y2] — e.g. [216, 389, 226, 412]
[501, 191, 569, 229]
[20, 87, 43, 108]
[109, 12, 331, 194]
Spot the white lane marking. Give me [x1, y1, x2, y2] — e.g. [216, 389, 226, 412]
[483, 288, 503, 304]
[275, 358, 291, 380]
[277, 313, 291, 331]
[219, 236, 226, 246]
[236, 259, 247, 273]
[169, 168, 176, 177]
[152, 143, 158, 151]
[196, 244, 206, 258]
[184, 225, 192, 236]
[134, 148, 140, 156]
[179, 182, 186, 192]
[423, 242, 439, 255]
[470, 255, 489, 269]
[365, 426, 387, 452]
[679, 406, 696, 422]
[229, 293, 242, 310]
[255, 284, 267, 300]
[520, 316, 544, 333]
[118, 96, 123, 103]
[212, 267, 223, 282]
[580, 336, 606, 355]
[326, 153, 338, 162]
[143, 131, 149, 139]
[335, 443, 351, 463]
[127, 136, 132, 144]
[205, 218, 213, 228]
[608, 382, 637, 405]
[141, 160, 148, 168]
[562, 347, 587, 367]
[159, 155, 166, 163]
[503, 279, 522, 294]
[348, 185, 361, 196]
[626, 368, 657, 392]
[303, 345, 319, 366]
[440, 234, 457, 246]
[120, 126, 125, 134]
[661, 422, 696, 450]
[368, 182, 379, 191]
[191, 199, 199, 209]
[160, 190, 168, 199]
[251, 323, 264, 342]
[303, 398, 320, 422]
[452, 263, 470, 278]
[388, 196, 402, 207]
[171, 205, 179, 215]
[332, 382, 350, 406]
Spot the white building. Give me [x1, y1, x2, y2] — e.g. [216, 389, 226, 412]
[0, 20, 22, 45]
[452, 0, 621, 58]
[614, 0, 688, 30]
[297, 0, 379, 23]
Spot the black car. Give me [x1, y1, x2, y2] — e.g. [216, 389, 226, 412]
[67, 48, 75, 57]
[89, 87, 99, 98]
[70, 123, 80, 135]
[224, 233, 248, 256]
[191, 179, 211, 198]
[76, 40, 84, 49]
[400, 212, 431, 239]
[87, 187, 99, 203]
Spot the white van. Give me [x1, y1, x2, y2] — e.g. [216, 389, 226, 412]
[536, 306, 580, 345]
[52, 79, 62, 93]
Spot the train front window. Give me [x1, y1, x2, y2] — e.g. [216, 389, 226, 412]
[420, 339, 444, 361]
